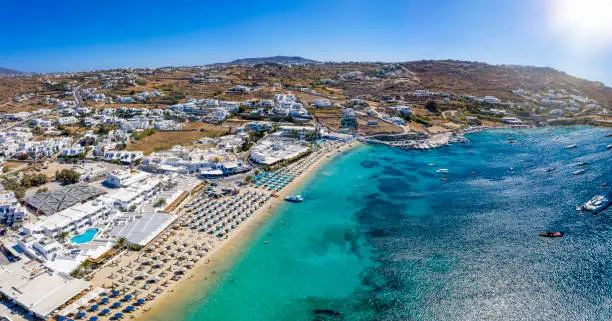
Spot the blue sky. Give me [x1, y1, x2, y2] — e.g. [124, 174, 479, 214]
[2, 0, 612, 85]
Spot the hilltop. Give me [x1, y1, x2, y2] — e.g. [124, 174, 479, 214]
[0, 67, 26, 76]
[225, 56, 318, 65]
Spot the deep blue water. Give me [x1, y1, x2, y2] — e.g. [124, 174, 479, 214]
[153, 126, 611, 321]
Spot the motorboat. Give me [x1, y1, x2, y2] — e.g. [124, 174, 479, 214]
[539, 231, 563, 238]
[545, 167, 556, 172]
[572, 169, 585, 175]
[579, 193, 611, 213]
[436, 169, 449, 174]
[565, 144, 577, 149]
[284, 195, 304, 203]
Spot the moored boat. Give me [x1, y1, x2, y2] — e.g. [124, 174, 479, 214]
[580, 193, 611, 213]
[572, 169, 585, 175]
[539, 231, 563, 238]
[565, 144, 577, 149]
[436, 169, 449, 173]
[284, 195, 303, 203]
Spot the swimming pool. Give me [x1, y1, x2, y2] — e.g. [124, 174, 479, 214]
[70, 228, 99, 244]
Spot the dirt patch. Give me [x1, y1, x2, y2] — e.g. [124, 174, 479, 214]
[126, 124, 228, 154]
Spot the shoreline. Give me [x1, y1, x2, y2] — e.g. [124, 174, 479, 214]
[132, 140, 362, 321]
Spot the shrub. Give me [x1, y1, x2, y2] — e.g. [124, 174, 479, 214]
[55, 169, 81, 184]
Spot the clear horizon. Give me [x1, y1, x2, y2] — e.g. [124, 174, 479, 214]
[2, 0, 612, 85]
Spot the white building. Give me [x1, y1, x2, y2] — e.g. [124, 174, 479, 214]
[61, 145, 85, 157]
[56, 116, 79, 126]
[0, 260, 91, 319]
[103, 150, 144, 164]
[153, 120, 182, 131]
[415, 90, 433, 97]
[314, 99, 332, 108]
[0, 192, 29, 223]
[250, 138, 311, 165]
[23, 200, 115, 237]
[278, 126, 317, 139]
[105, 169, 150, 188]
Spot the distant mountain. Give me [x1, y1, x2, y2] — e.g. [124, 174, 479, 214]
[0, 67, 25, 76]
[225, 56, 318, 65]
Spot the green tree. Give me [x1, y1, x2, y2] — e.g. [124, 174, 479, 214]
[57, 231, 70, 243]
[32, 126, 45, 135]
[113, 237, 129, 251]
[425, 100, 440, 114]
[55, 169, 81, 184]
[153, 199, 166, 208]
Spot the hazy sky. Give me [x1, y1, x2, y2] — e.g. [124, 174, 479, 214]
[2, 0, 612, 85]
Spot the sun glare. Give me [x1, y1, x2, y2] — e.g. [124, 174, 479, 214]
[547, 0, 612, 52]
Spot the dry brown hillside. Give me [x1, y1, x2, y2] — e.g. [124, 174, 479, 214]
[334, 60, 612, 107]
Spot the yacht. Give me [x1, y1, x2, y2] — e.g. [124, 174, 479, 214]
[607, 144, 612, 149]
[436, 169, 449, 174]
[545, 167, 556, 172]
[572, 169, 585, 175]
[565, 144, 577, 149]
[284, 195, 303, 203]
[579, 193, 611, 213]
[576, 161, 591, 166]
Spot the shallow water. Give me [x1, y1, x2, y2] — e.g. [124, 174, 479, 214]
[152, 126, 611, 321]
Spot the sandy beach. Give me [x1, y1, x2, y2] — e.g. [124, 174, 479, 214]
[68, 140, 361, 321]
[133, 140, 360, 320]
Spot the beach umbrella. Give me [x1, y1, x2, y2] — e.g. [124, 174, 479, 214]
[101, 309, 110, 315]
[111, 302, 121, 309]
[76, 312, 86, 319]
[89, 304, 99, 311]
[89, 316, 98, 321]
[123, 294, 132, 301]
[58, 316, 67, 321]
[111, 290, 120, 297]
[125, 306, 135, 312]
[136, 298, 145, 305]
[113, 312, 123, 319]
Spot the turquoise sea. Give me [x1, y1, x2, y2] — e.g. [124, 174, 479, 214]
[151, 126, 611, 321]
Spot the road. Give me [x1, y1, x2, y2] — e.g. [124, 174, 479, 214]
[73, 86, 83, 107]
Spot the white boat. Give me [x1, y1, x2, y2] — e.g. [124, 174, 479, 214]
[436, 169, 449, 173]
[565, 144, 577, 149]
[284, 195, 303, 203]
[607, 144, 612, 149]
[572, 169, 585, 175]
[580, 194, 611, 213]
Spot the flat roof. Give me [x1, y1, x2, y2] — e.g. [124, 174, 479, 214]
[25, 183, 106, 215]
[0, 260, 90, 318]
[109, 212, 175, 246]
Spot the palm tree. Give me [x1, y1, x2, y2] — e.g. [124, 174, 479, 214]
[81, 260, 92, 271]
[113, 237, 129, 251]
[57, 231, 70, 243]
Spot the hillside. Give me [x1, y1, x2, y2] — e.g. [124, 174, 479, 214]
[332, 60, 612, 107]
[0, 67, 25, 76]
[226, 56, 318, 65]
